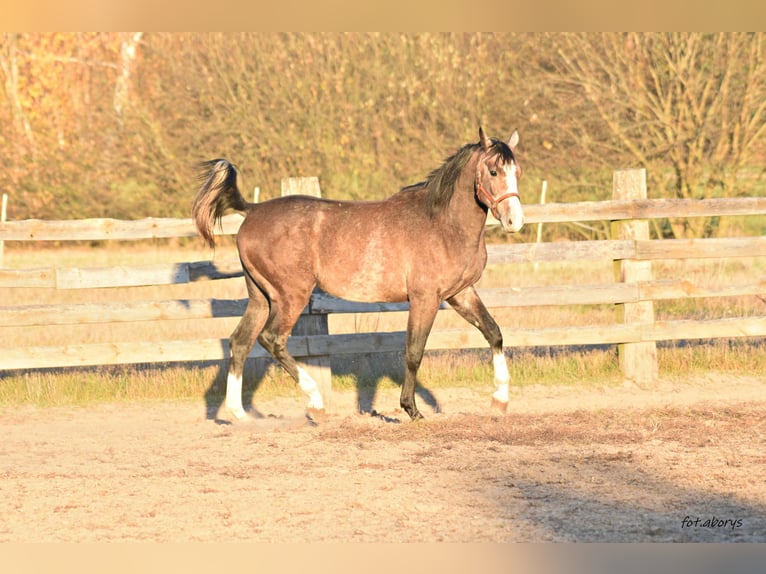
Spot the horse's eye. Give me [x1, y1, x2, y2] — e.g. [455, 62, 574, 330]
[489, 170, 497, 177]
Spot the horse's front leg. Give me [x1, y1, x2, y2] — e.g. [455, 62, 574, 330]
[446, 286, 510, 413]
[401, 295, 440, 421]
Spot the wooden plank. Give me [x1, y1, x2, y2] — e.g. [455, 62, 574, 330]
[0, 259, 244, 290]
[0, 214, 244, 241]
[3, 315, 764, 371]
[55, 263, 190, 289]
[0, 298, 249, 327]
[504, 323, 643, 347]
[0, 267, 56, 288]
[312, 284, 637, 315]
[2, 235, 760, 292]
[491, 196, 766, 225]
[627, 197, 766, 219]
[4, 273, 763, 330]
[647, 317, 766, 341]
[310, 318, 766, 356]
[0, 336, 309, 371]
[307, 332, 406, 356]
[308, 324, 642, 355]
[4, 197, 763, 241]
[635, 236, 766, 260]
[486, 240, 635, 264]
[0, 281, 636, 329]
[425, 324, 643, 349]
[0, 339, 228, 370]
[6, 277, 761, 329]
[489, 201, 631, 225]
[476, 284, 637, 307]
[639, 278, 766, 300]
[312, 279, 766, 314]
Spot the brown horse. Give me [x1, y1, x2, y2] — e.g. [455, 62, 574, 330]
[193, 127, 524, 421]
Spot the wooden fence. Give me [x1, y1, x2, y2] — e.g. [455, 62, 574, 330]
[1, 169, 765, 387]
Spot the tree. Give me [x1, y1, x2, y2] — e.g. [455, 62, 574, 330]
[0, 33, 37, 160]
[113, 32, 143, 124]
[550, 32, 766, 237]
[0, 33, 146, 218]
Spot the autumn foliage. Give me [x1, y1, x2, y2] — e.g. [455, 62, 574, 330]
[1, 33, 764, 238]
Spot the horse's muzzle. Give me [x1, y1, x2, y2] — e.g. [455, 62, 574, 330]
[499, 195, 524, 233]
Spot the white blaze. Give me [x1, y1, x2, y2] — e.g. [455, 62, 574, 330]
[502, 164, 524, 233]
[506, 195, 524, 233]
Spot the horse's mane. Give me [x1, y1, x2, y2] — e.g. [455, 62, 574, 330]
[401, 138, 515, 215]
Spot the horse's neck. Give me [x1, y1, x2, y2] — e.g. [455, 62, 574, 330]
[442, 168, 488, 245]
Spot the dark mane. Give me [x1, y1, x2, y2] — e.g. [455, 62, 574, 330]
[401, 138, 515, 215]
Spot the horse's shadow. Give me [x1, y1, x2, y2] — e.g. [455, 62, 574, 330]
[331, 351, 441, 416]
[203, 350, 441, 423]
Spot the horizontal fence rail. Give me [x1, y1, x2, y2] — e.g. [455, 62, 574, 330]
[2, 236, 765, 290]
[1, 170, 765, 384]
[4, 279, 766, 328]
[2, 197, 765, 241]
[0, 259, 244, 289]
[2, 317, 765, 372]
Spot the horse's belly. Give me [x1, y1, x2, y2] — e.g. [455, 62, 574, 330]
[320, 266, 408, 303]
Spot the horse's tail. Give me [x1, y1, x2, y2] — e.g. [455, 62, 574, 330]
[193, 159, 250, 248]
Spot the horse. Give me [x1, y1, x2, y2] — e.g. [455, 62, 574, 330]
[193, 127, 524, 421]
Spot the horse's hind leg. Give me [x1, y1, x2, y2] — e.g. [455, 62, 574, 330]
[446, 286, 511, 413]
[257, 295, 325, 417]
[225, 286, 269, 420]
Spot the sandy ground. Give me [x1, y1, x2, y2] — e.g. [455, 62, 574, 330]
[1, 374, 764, 542]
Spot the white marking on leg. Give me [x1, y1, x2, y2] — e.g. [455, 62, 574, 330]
[492, 352, 510, 403]
[225, 372, 247, 419]
[493, 352, 510, 384]
[298, 367, 325, 410]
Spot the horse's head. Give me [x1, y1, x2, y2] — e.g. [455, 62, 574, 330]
[475, 127, 524, 233]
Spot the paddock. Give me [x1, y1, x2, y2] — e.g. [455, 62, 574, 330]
[1, 374, 764, 542]
[0, 169, 764, 542]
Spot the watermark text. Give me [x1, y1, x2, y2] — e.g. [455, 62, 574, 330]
[681, 515, 743, 531]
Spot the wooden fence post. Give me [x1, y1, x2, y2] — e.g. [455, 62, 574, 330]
[0, 193, 7, 268]
[611, 169, 658, 383]
[281, 176, 333, 407]
[533, 180, 547, 272]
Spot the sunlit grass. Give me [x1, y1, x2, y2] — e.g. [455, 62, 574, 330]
[1, 338, 762, 409]
[0, 362, 303, 408]
[658, 338, 766, 377]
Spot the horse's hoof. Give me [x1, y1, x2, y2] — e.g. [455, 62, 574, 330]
[223, 406, 250, 423]
[407, 410, 424, 422]
[229, 408, 248, 420]
[491, 396, 508, 414]
[306, 407, 327, 423]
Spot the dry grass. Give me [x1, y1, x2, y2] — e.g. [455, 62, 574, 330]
[317, 403, 766, 448]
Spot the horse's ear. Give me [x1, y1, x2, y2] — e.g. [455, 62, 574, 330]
[509, 129, 519, 150]
[479, 126, 491, 150]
